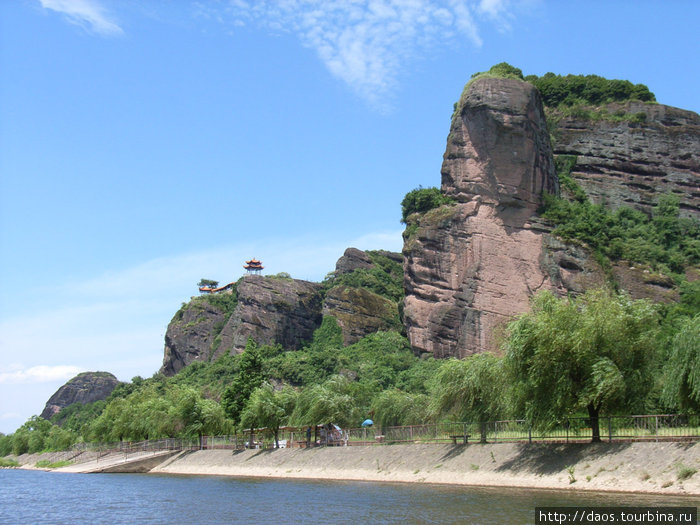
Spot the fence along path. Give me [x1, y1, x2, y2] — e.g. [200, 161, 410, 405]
[71, 414, 699, 454]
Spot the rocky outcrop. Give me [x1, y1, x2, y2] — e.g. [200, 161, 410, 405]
[161, 276, 323, 375]
[403, 76, 564, 358]
[40, 372, 120, 421]
[403, 76, 700, 359]
[160, 249, 406, 375]
[335, 247, 374, 274]
[551, 101, 700, 218]
[160, 296, 231, 376]
[220, 275, 323, 353]
[322, 286, 400, 345]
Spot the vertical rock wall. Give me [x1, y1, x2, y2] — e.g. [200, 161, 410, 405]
[403, 77, 563, 358]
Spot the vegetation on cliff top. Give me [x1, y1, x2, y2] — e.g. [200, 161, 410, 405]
[452, 63, 656, 120]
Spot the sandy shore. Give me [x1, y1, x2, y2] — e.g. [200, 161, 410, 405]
[148, 442, 700, 496]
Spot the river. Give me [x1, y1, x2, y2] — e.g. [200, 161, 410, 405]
[1, 469, 697, 524]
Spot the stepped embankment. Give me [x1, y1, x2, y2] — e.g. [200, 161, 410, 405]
[149, 442, 700, 496]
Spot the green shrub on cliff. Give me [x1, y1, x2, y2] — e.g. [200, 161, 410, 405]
[524, 72, 655, 107]
[542, 192, 699, 275]
[400, 186, 455, 224]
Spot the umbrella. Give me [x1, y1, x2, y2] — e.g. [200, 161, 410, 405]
[361, 419, 373, 427]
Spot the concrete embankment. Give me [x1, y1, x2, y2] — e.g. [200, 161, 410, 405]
[150, 442, 700, 496]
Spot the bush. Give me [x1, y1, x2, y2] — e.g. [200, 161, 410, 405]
[524, 72, 656, 107]
[400, 186, 455, 224]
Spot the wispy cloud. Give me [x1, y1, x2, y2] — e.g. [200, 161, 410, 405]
[211, 0, 521, 108]
[0, 364, 85, 385]
[39, 0, 123, 36]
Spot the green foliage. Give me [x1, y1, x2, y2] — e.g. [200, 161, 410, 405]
[200, 286, 238, 315]
[371, 389, 430, 428]
[400, 186, 455, 225]
[554, 155, 586, 203]
[662, 315, 700, 411]
[51, 400, 107, 433]
[0, 458, 19, 467]
[88, 383, 231, 442]
[429, 354, 507, 442]
[35, 459, 72, 469]
[0, 416, 77, 455]
[471, 62, 524, 81]
[240, 383, 297, 446]
[542, 192, 700, 276]
[290, 375, 360, 428]
[504, 289, 659, 441]
[321, 251, 404, 304]
[524, 72, 656, 107]
[221, 339, 266, 424]
[198, 278, 219, 289]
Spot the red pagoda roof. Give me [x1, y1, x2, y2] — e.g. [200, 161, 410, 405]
[244, 258, 264, 271]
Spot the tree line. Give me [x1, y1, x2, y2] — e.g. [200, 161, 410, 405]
[2, 287, 697, 456]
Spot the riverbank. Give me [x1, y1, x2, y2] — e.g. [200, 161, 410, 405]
[9, 442, 700, 496]
[152, 442, 700, 496]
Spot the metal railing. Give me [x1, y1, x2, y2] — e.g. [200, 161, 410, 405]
[72, 414, 699, 454]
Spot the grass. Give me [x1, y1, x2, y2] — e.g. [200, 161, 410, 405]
[676, 464, 697, 481]
[0, 458, 20, 467]
[35, 459, 72, 469]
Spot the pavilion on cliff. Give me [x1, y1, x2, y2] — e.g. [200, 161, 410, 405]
[244, 258, 264, 274]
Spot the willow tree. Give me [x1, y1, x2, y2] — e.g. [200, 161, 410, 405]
[429, 353, 507, 443]
[289, 375, 359, 429]
[371, 389, 431, 429]
[504, 289, 658, 442]
[240, 383, 297, 448]
[662, 315, 700, 411]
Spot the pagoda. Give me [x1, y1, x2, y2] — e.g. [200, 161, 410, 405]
[244, 258, 264, 274]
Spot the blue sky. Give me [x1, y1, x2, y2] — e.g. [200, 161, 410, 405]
[1, 0, 698, 434]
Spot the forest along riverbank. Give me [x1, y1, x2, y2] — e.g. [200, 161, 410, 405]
[147, 442, 700, 496]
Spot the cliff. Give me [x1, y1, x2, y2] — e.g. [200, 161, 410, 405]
[550, 101, 700, 218]
[159, 249, 403, 376]
[402, 75, 699, 358]
[403, 76, 565, 357]
[160, 71, 698, 368]
[40, 372, 120, 421]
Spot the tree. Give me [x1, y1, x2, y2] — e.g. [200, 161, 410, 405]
[290, 376, 359, 429]
[198, 278, 219, 289]
[504, 289, 658, 442]
[662, 315, 700, 411]
[222, 339, 266, 424]
[371, 389, 430, 429]
[429, 354, 507, 443]
[240, 383, 297, 448]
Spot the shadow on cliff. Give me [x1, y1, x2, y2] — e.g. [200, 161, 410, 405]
[495, 442, 636, 475]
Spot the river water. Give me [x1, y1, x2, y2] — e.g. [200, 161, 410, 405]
[1, 469, 697, 524]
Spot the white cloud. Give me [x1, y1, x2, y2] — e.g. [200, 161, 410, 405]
[219, 0, 517, 108]
[0, 364, 85, 385]
[39, 0, 123, 36]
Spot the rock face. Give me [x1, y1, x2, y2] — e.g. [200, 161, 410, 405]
[403, 77, 564, 358]
[322, 286, 399, 345]
[403, 76, 700, 359]
[160, 297, 231, 376]
[161, 276, 323, 375]
[160, 249, 404, 375]
[552, 101, 700, 218]
[40, 372, 120, 421]
[221, 275, 323, 353]
[335, 247, 374, 274]
[443, 77, 558, 207]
